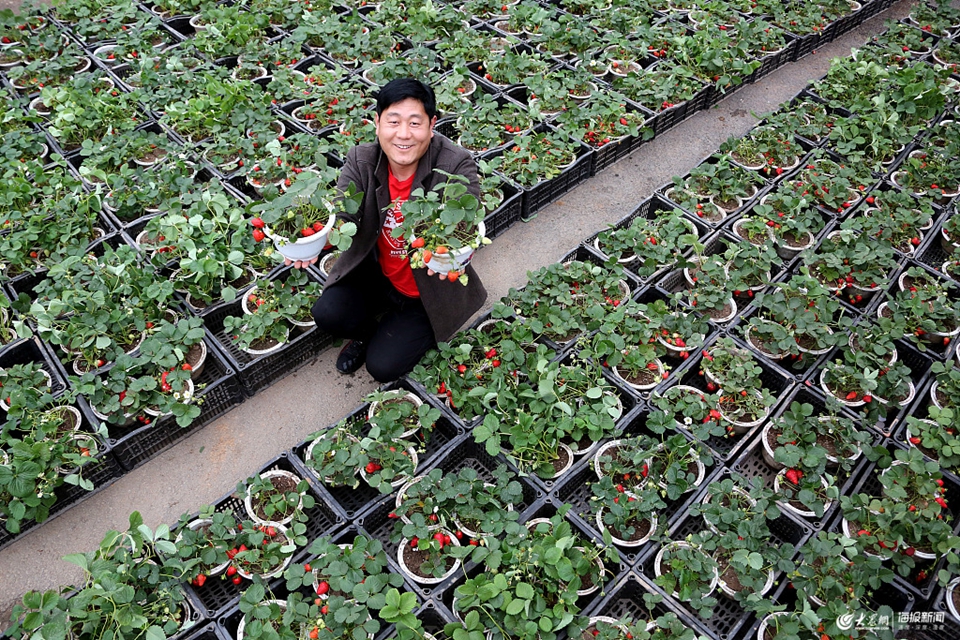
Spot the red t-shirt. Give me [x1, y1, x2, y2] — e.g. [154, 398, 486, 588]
[378, 169, 420, 298]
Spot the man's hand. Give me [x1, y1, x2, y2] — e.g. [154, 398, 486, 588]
[285, 256, 319, 269]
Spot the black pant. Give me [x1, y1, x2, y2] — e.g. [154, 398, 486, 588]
[311, 256, 436, 383]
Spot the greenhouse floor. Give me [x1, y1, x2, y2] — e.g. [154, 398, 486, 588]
[0, 0, 922, 627]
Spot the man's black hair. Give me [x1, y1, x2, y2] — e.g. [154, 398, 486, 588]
[375, 78, 437, 120]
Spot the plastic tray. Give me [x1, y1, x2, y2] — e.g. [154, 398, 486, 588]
[637, 498, 812, 640]
[107, 336, 245, 471]
[291, 390, 463, 522]
[730, 390, 876, 531]
[202, 280, 335, 397]
[581, 572, 715, 639]
[184, 452, 344, 619]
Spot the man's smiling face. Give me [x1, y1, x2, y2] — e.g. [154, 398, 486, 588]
[374, 97, 436, 179]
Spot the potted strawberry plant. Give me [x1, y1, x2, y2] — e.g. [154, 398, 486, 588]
[762, 401, 868, 471]
[302, 419, 365, 489]
[904, 408, 960, 473]
[391, 171, 490, 284]
[805, 229, 898, 306]
[653, 535, 720, 618]
[488, 129, 582, 188]
[591, 475, 663, 547]
[247, 171, 361, 263]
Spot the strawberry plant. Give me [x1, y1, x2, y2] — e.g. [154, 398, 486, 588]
[805, 230, 898, 300]
[478, 49, 551, 86]
[654, 536, 720, 617]
[699, 337, 762, 392]
[391, 170, 488, 284]
[505, 260, 626, 344]
[827, 105, 917, 172]
[821, 351, 881, 404]
[652, 385, 725, 441]
[841, 448, 960, 581]
[488, 129, 580, 187]
[455, 93, 532, 152]
[648, 298, 711, 357]
[882, 275, 960, 349]
[724, 241, 780, 295]
[770, 401, 868, 469]
[302, 421, 365, 489]
[247, 170, 361, 250]
[931, 361, 960, 411]
[590, 474, 664, 544]
[171, 506, 237, 584]
[241, 472, 316, 528]
[788, 532, 893, 607]
[872, 21, 936, 54]
[906, 407, 960, 473]
[848, 189, 934, 254]
[611, 61, 706, 113]
[11, 512, 195, 640]
[445, 506, 617, 640]
[554, 90, 652, 149]
[762, 96, 838, 144]
[684, 254, 737, 319]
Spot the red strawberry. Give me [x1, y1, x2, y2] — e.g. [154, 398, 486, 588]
[411, 537, 419, 547]
[316, 581, 329, 595]
[910, 436, 921, 445]
[845, 391, 859, 401]
[252, 229, 265, 242]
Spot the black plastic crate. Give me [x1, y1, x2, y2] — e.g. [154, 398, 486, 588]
[551, 433, 721, 567]
[0, 394, 124, 551]
[479, 126, 593, 221]
[637, 495, 812, 640]
[836, 450, 960, 603]
[0, 337, 69, 406]
[588, 194, 712, 284]
[291, 393, 463, 521]
[590, 103, 656, 176]
[482, 177, 523, 241]
[730, 391, 876, 531]
[202, 285, 335, 397]
[752, 32, 799, 83]
[581, 572, 714, 639]
[185, 453, 344, 619]
[651, 345, 794, 464]
[106, 336, 244, 471]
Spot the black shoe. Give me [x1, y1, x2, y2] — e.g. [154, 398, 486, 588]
[336, 340, 367, 374]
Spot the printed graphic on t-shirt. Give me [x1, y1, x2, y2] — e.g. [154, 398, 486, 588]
[381, 199, 408, 261]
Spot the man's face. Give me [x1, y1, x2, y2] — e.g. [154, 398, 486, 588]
[374, 97, 436, 176]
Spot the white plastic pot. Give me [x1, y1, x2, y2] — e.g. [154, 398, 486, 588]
[774, 470, 832, 519]
[235, 524, 294, 580]
[595, 506, 657, 547]
[653, 541, 719, 599]
[367, 390, 422, 438]
[394, 475, 442, 529]
[396, 531, 461, 584]
[422, 222, 485, 275]
[243, 469, 304, 526]
[611, 358, 665, 391]
[264, 206, 336, 263]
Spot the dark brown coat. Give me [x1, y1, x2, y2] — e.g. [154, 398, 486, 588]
[325, 133, 488, 342]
